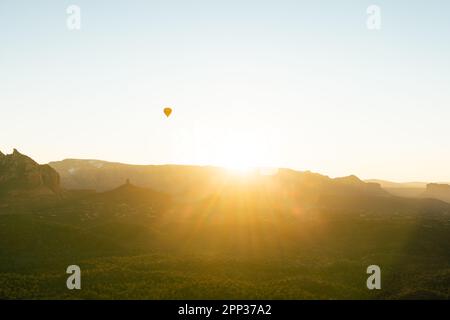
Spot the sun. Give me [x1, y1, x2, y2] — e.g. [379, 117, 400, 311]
[215, 143, 258, 174]
[213, 136, 263, 175]
[194, 127, 279, 175]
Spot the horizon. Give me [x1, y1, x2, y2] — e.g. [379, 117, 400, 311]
[2, 1, 450, 182]
[2, 147, 449, 184]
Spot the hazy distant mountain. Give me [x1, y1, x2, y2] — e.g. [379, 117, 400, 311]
[423, 184, 450, 203]
[49, 159, 387, 201]
[366, 179, 450, 203]
[332, 175, 387, 195]
[0, 149, 60, 196]
[365, 179, 428, 189]
[49, 159, 230, 201]
[365, 179, 428, 198]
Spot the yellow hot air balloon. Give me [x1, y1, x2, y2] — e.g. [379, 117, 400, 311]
[163, 107, 172, 118]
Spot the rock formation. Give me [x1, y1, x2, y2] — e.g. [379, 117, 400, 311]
[0, 149, 60, 194]
[422, 183, 450, 203]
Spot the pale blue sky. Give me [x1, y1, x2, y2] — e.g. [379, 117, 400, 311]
[1, 1, 450, 181]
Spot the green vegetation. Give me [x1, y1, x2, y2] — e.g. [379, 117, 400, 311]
[1, 185, 449, 299]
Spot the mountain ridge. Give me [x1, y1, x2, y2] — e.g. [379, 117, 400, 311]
[2, 150, 450, 208]
[48, 158, 389, 199]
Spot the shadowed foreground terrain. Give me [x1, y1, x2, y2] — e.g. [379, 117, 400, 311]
[0, 151, 449, 299]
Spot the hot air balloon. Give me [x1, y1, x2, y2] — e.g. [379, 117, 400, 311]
[163, 107, 172, 118]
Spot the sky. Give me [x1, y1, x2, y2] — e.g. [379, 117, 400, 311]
[1, 0, 450, 182]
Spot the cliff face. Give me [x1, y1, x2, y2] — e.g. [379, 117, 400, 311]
[422, 183, 450, 203]
[0, 149, 60, 194]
